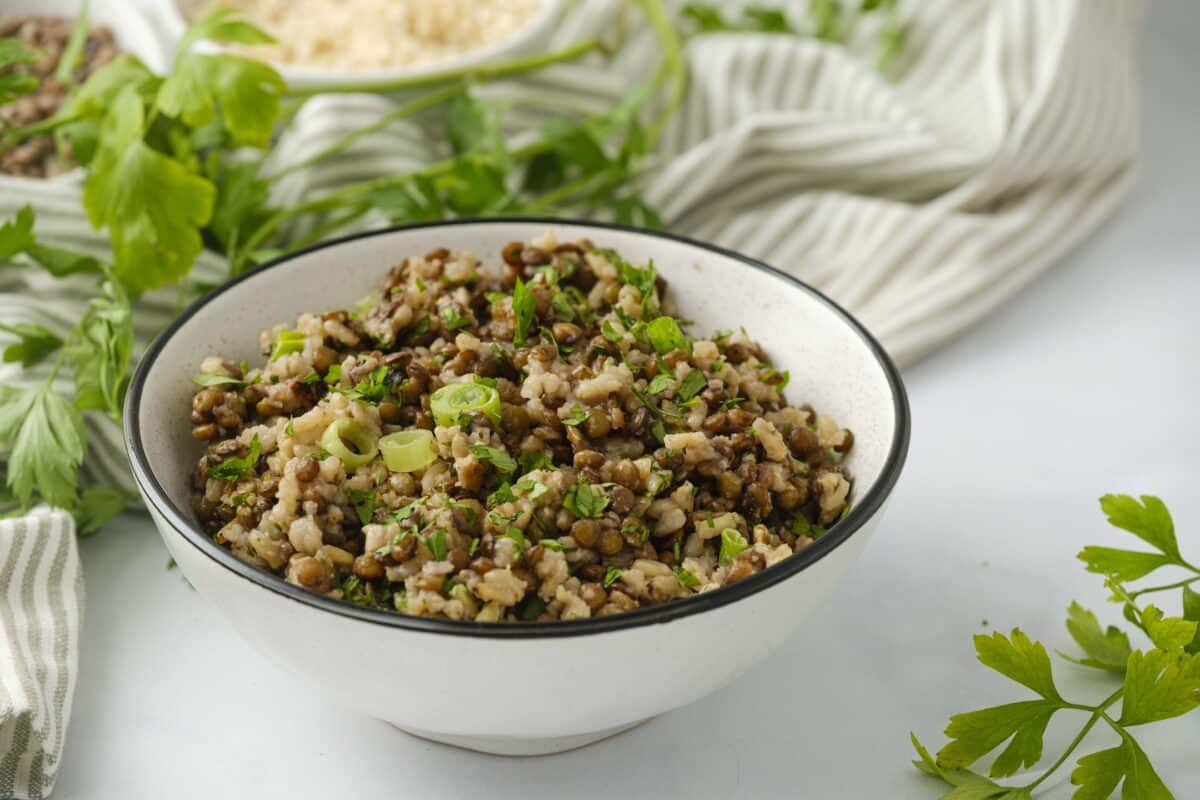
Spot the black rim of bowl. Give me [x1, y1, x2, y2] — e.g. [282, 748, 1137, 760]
[124, 218, 911, 639]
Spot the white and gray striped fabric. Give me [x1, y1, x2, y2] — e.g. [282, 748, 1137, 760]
[0, 511, 81, 800]
[0, 0, 1142, 793]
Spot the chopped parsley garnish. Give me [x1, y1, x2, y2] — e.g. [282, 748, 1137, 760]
[790, 513, 827, 539]
[283, 418, 295, 436]
[519, 450, 553, 473]
[646, 316, 689, 354]
[514, 478, 549, 501]
[646, 373, 673, 395]
[538, 538, 565, 552]
[617, 258, 657, 303]
[516, 595, 546, 620]
[338, 366, 390, 404]
[676, 369, 707, 403]
[191, 372, 250, 388]
[562, 404, 590, 427]
[601, 319, 623, 343]
[484, 291, 507, 304]
[721, 396, 745, 410]
[440, 304, 472, 331]
[511, 277, 535, 346]
[391, 502, 417, 524]
[410, 316, 432, 337]
[347, 488, 377, 525]
[208, 434, 261, 480]
[502, 526, 528, 552]
[602, 565, 622, 588]
[564, 479, 610, 519]
[487, 481, 516, 506]
[622, 520, 650, 541]
[470, 444, 517, 474]
[468, 537, 480, 556]
[323, 364, 343, 385]
[423, 529, 448, 561]
[301, 370, 321, 384]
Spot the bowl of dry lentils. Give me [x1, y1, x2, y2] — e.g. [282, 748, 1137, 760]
[126, 220, 909, 754]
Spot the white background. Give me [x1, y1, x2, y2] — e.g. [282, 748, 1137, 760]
[55, 2, 1199, 798]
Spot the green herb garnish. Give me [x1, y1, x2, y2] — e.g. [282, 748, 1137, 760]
[206, 434, 261, 480]
[511, 277, 535, 346]
[470, 444, 517, 474]
[603, 565, 622, 588]
[562, 404, 590, 427]
[346, 487, 377, 525]
[912, 494, 1200, 800]
[564, 479, 610, 520]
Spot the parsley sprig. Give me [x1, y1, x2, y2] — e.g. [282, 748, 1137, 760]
[913, 494, 1200, 799]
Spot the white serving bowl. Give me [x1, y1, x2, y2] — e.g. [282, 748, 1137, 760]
[157, 0, 563, 90]
[124, 220, 910, 756]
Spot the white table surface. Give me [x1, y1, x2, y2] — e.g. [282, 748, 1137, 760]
[53, 4, 1200, 798]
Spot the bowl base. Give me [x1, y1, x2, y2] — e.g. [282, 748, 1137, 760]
[392, 718, 651, 756]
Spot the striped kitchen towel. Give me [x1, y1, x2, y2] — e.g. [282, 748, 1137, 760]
[0, 510, 81, 800]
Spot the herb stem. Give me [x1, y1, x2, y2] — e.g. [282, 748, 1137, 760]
[635, 0, 688, 148]
[0, 111, 83, 153]
[267, 82, 468, 181]
[282, 37, 605, 98]
[1129, 575, 1200, 600]
[1023, 688, 1126, 792]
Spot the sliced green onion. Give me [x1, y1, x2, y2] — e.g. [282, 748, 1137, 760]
[719, 528, 749, 566]
[270, 329, 307, 361]
[379, 429, 437, 473]
[430, 381, 502, 428]
[320, 418, 378, 469]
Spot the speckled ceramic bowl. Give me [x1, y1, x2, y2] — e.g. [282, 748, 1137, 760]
[157, 0, 564, 90]
[125, 220, 910, 756]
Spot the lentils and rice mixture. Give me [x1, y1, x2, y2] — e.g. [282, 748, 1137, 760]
[189, 233, 854, 621]
[0, 15, 119, 178]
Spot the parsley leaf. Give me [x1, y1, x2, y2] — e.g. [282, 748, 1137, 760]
[1119, 648, 1200, 725]
[602, 565, 622, 588]
[66, 280, 133, 421]
[676, 369, 707, 403]
[1100, 494, 1180, 561]
[645, 316, 689, 354]
[0, 323, 63, 368]
[207, 434, 261, 481]
[192, 372, 247, 388]
[82, 86, 216, 292]
[0, 39, 39, 104]
[937, 700, 1058, 779]
[0, 384, 86, 509]
[561, 404, 590, 427]
[511, 277, 535, 346]
[346, 488, 377, 526]
[1184, 587, 1200, 655]
[564, 479, 610, 520]
[1070, 736, 1171, 800]
[1141, 606, 1199, 653]
[339, 366, 390, 404]
[973, 629, 1062, 702]
[645, 373, 673, 395]
[1077, 546, 1173, 582]
[423, 529, 448, 561]
[75, 484, 130, 536]
[156, 10, 282, 147]
[1060, 602, 1133, 673]
[469, 444, 517, 474]
[440, 304, 472, 331]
